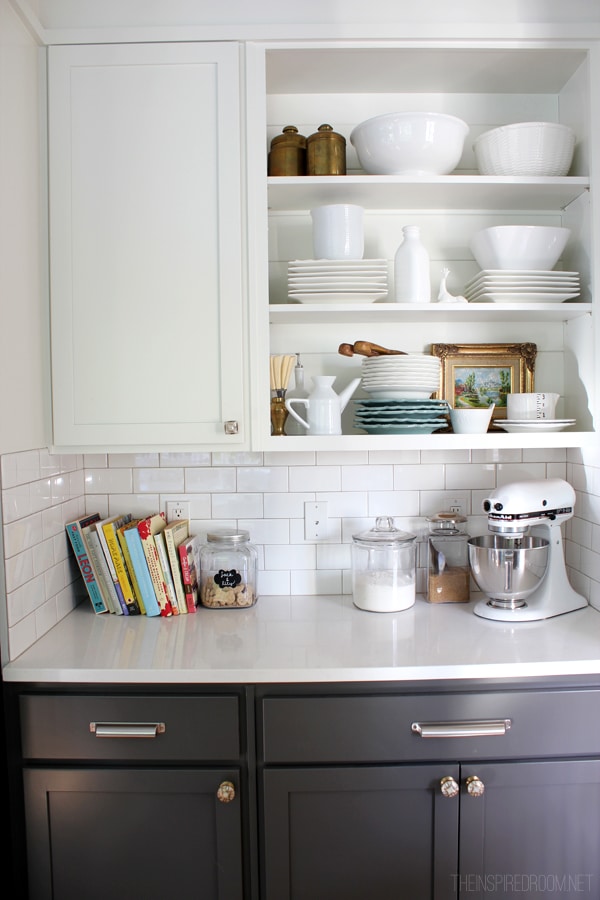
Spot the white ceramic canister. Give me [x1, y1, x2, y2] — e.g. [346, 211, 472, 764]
[393, 224, 431, 302]
[351, 516, 417, 612]
[310, 203, 364, 260]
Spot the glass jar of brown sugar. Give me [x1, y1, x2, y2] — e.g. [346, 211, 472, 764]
[427, 512, 470, 604]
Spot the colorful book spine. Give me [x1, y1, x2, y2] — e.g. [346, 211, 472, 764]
[154, 531, 180, 615]
[164, 520, 190, 614]
[65, 514, 108, 615]
[102, 516, 141, 615]
[117, 520, 147, 615]
[83, 524, 119, 614]
[178, 535, 201, 613]
[122, 526, 161, 617]
[96, 516, 128, 615]
[137, 514, 174, 617]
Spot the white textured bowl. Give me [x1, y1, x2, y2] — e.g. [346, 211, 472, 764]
[449, 405, 495, 434]
[473, 122, 575, 176]
[350, 112, 469, 176]
[470, 225, 570, 271]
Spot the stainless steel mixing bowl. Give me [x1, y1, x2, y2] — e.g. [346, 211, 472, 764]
[468, 534, 549, 601]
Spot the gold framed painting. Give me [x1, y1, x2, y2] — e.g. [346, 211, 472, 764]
[431, 343, 537, 427]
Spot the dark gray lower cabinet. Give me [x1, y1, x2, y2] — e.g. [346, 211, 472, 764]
[24, 767, 243, 900]
[262, 759, 600, 900]
[262, 764, 459, 899]
[460, 759, 600, 899]
[13, 683, 600, 900]
[259, 688, 600, 900]
[17, 690, 247, 900]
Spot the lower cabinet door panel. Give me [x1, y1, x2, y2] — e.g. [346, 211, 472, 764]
[262, 765, 460, 900]
[459, 759, 600, 900]
[24, 767, 243, 900]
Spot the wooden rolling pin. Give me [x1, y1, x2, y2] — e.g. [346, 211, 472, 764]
[338, 340, 407, 358]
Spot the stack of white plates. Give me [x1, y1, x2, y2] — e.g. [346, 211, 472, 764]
[464, 269, 580, 304]
[288, 259, 388, 303]
[354, 398, 449, 434]
[361, 354, 441, 400]
[497, 418, 576, 433]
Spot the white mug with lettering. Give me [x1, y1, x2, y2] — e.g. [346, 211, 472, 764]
[506, 392, 559, 420]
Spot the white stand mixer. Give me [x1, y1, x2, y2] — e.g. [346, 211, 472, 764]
[470, 478, 587, 622]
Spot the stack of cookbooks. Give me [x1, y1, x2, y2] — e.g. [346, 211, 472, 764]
[65, 512, 202, 617]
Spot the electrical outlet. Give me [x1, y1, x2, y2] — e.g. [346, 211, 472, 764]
[166, 500, 190, 522]
[449, 500, 466, 516]
[304, 501, 328, 541]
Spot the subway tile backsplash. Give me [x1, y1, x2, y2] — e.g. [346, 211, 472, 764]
[2, 447, 600, 661]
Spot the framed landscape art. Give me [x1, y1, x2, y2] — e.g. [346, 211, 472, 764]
[431, 343, 537, 427]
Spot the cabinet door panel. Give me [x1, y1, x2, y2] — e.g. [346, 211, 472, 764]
[48, 42, 246, 448]
[262, 765, 459, 900]
[459, 760, 600, 899]
[24, 767, 243, 900]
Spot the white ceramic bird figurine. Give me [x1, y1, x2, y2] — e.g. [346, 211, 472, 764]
[437, 267, 468, 303]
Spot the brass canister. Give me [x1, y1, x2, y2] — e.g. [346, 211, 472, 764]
[268, 125, 307, 176]
[306, 124, 347, 176]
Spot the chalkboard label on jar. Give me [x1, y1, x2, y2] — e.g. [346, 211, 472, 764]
[214, 569, 242, 589]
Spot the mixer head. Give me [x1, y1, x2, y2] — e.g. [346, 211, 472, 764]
[482, 478, 576, 535]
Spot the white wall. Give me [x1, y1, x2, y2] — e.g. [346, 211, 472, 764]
[0, 0, 47, 455]
[29, 0, 600, 29]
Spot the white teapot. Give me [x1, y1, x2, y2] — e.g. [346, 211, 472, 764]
[285, 375, 361, 435]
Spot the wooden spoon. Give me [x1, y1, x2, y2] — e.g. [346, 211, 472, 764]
[338, 340, 407, 358]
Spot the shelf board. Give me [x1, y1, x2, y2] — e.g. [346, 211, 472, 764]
[259, 431, 595, 452]
[267, 175, 589, 212]
[269, 302, 592, 325]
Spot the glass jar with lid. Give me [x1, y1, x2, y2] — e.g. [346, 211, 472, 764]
[426, 511, 470, 604]
[199, 528, 257, 608]
[351, 516, 416, 612]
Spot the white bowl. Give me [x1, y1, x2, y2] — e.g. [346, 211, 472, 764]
[449, 405, 495, 434]
[350, 112, 469, 176]
[470, 225, 570, 271]
[473, 122, 575, 177]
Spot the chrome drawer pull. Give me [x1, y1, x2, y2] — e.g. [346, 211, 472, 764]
[411, 719, 511, 738]
[90, 722, 166, 739]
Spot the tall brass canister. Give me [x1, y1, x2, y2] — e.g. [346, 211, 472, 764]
[307, 124, 346, 175]
[268, 125, 307, 176]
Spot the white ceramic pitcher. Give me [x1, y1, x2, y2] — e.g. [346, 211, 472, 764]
[285, 375, 361, 435]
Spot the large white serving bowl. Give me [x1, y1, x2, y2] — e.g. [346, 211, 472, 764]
[470, 225, 571, 271]
[350, 112, 469, 176]
[473, 121, 575, 176]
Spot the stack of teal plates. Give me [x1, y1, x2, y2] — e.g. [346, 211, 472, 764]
[354, 398, 449, 434]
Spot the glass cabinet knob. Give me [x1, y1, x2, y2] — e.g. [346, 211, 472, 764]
[440, 775, 460, 798]
[217, 780, 236, 803]
[466, 774, 485, 797]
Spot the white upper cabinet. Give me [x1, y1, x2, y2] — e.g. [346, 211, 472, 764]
[246, 42, 600, 449]
[48, 42, 248, 451]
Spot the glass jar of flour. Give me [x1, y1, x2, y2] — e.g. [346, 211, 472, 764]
[351, 517, 416, 612]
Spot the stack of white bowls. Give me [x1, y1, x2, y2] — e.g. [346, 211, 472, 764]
[360, 354, 441, 400]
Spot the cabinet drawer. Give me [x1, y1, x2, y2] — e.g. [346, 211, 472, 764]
[261, 689, 600, 763]
[20, 694, 240, 761]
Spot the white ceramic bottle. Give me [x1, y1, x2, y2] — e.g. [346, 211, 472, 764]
[284, 354, 309, 435]
[393, 225, 431, 302]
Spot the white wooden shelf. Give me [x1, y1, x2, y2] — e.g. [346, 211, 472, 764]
[269, 302, 592, 325]
[267, 176, 590, 212]
[259, 431, 596, 452]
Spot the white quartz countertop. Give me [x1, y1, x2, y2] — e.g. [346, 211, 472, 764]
[4, 595, 600, 684]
